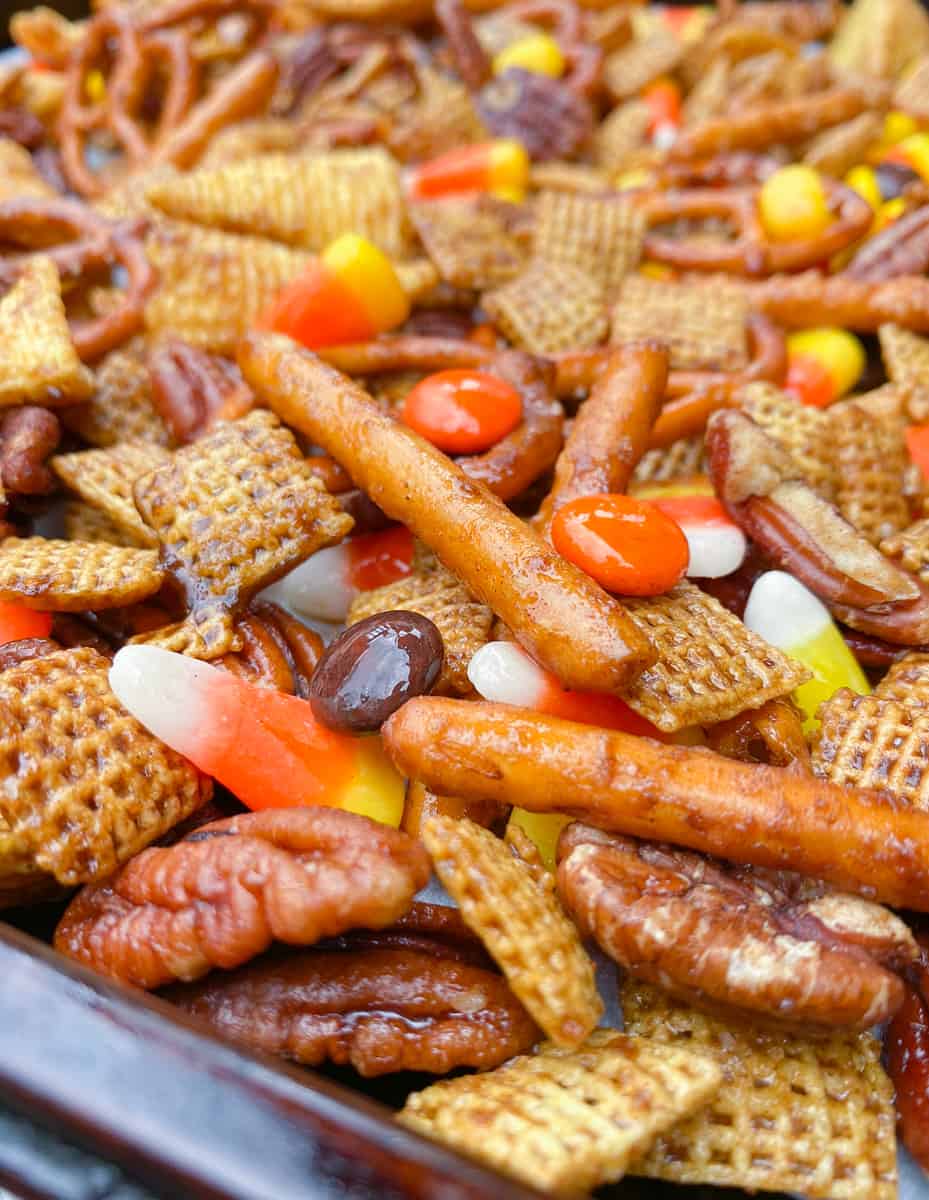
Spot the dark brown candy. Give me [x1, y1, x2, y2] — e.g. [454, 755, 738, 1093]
[478, 68, 593, 161]
[309, 610, 444, 733]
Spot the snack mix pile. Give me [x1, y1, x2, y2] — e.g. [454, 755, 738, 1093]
[4, 0, 929, 1191]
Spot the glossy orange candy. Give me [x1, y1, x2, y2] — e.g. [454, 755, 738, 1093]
[401, 369, 523, 453]
[551, 493, 689, 596]
[0, 602, 52, 646]
[346, 525, 414, 591]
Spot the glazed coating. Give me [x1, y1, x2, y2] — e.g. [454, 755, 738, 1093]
[164, 946, 540, 1076]
[383, 697, 929, 910]
[239, 331, 655, 694]
[54, 807, 430, 988]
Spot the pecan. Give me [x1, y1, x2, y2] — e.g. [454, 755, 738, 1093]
[436, 0, 490, 91]
[54, 807, 431, 988]
[478, 68, 593, 160]
[845, 205, 929, 283]
[0, 637, 60, 671]
[403, 310, 476, 341]
[164, 944, 538, 1076]
[0, 108, 45, 149]
[0, 406, 61, 496]
[216, 601, 323, 697]
[557, 824, 910, 1030]
[278, 28, 342, 114]
[148, 338, 255, 444]
[886, 933, 929, 1171]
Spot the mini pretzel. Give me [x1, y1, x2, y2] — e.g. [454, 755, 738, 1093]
[58, 10, 200, 197]
[240, 331, 655, 695]
[0, 198, 156, 362]
[382, 696, 929, 912]
[323, 341, 563, 500]
[639, 179, 872, 276]
[504, 0, 602, 95]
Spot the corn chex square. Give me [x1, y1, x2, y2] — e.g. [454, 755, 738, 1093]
[737, 382, 835, 500]
[483, 258, 608, 355]
[52, 443, 170, 548]
[612, 276, 749, 371]
[61, 341, 172, 449]
[533, 189, 644, 294]
[0, 537, 163, 611]
[409, 198, 525, 291]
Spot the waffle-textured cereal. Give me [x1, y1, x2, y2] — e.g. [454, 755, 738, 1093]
[52, 443, 169, 547]
[61, 341, 172, 449]
[409, 198, 525, 290]
[483, 259, 608, 355]
[0, 537, 163, 610]
[611, 276, 749, 371]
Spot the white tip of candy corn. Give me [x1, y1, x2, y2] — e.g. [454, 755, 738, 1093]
[467, 640, 548, 707]
[271, 545, 354, 623]
[682, 523, 747, 579]
[109, 645, 221, 758]
[743, 570, 829, 649]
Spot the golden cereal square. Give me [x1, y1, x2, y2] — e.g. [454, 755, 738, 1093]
[483, 259, 608, 356]
[62, 340, 172, 449]
[831, 397, 912, 544]
[612, 276, 749, 371]
[52, 442, 170, 547]
[409, 198, 525, 291]
[400, 1031, 721, 1194]
[533, 190, 644, 293]
[624, 980, 898, 1200]
[134, 411, 352, 657]
[0, 256, 94, 406]
[421, 815, 602, 1048]
[737, 382, 835, 499]
[0, 537, 163, 611]
[0, 647, 209, 887]
[620, 582, 810, 731]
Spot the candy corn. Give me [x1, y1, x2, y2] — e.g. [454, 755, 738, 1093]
[109, 645, 406, 825]
[758, 165, 833, 242]
[845, 164, 882, 212]
[649, 494, 747, 578]
[466, 640, 661, 735]
[907, 424, 929, 483]
[265, 525, 413, 623]
[493, 32, 564, 78]
[743, 571, 870, 729]
[258, 233, 409, 349]
[0, 602, 52, 646]
[406, 140, 530, 203]
[785, 327, 865, 408]
[506, 808, 571, 871]
[642, 77, 682, 149]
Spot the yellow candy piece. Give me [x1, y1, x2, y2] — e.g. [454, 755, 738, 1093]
[506, 808, 571, 871]
[488, 138, 530, 201]
[638, 259, 675, 280]
[758, 164, 833, 242]
[339, 735, 406, 827]
[321, 232, 410, 333]
[893, 132, 929, 183]
[883, 110, 919, 148]
[84, 68, 106, 104]
[493, 32, 565, 79]
[790, 623, 871, 731]
[614, 168, 653, 191]
[873, 195, 906, 232]
[844, 164, 881, 213]
[786, 328, 865, 399]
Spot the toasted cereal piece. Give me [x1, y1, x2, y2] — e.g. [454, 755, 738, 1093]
[879, 324, 929, 418]
[409, 199, 525, 291]
[347, 549, 492, 696]
[0, 137, 55, 203]
[400, 1029, 721, 1194]
[624, 979, 897, 1200]
[388, 67, 487, 164]
[594, 100, 651, 170]
[631, 436, 706, 485]
[144, 220, 312, 355]
[421, 815, 602, 1047]
[681, 57, 730, 126]
[875, 650, 929, 703]
[611, 276, 749, 372]
[830, 0, 929, 80]
[882, 515, 929, 581]
[529, 164, 611, 195]
[61, 341, 172, 449]
[0, 537, 163, 611]
[603, 33, 684, 101]
[813, 687, 929, 809]
[896, 53, 929, 118]
[0, 647, 209, 889]
[620, 581, 810, 732]
[134, 411, 352, 659]
[804, 112, 885, 178]
[533, 190, 644, 294]
[737, 382, 835, 500]
[52, 443, 169, 547]
[63, 500, 142, 548]
[831, 397, 912, 544]
[0, 257, 94, 406]
[483, 259, 608, 356]
[145, 150, 410, 256]
[198, 118, 300, 169]
[394, 257, 440, 305]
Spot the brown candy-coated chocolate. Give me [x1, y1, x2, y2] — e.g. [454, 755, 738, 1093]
[163, 946, 539, 1076]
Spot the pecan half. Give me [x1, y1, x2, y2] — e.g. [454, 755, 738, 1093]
[0, 406, 61, 496]
[845, 205, 929, 283]
[478, 68, 592, 160]
[557, 824, 911, 1031]
[216, 601, 323, 697]
[163, 945, 539, 1075]
[148, 338, 254, 444]
[54, 807, 431, 989]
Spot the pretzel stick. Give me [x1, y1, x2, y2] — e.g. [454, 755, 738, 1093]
[382, 698, 929, 911]
[239, 332, 655, 693]
[668, 89, 867, 159]
[536, 342, 667, 536]
[746, 271, 929, 332]
[319, 337, 494, 377]
[153, 50, 279, 170]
